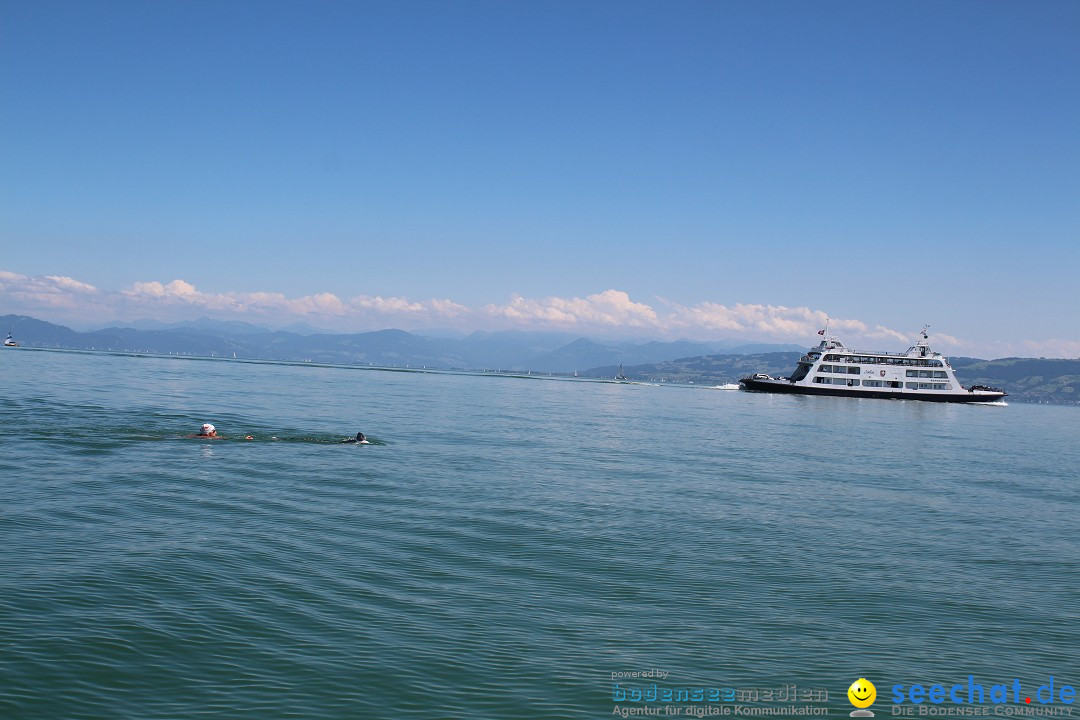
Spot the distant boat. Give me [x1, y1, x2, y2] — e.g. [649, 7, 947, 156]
[615, 364, 627, 381]
[3, 332, 17, 347]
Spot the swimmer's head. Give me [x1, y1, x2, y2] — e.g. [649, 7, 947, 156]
[200, 423, 216, 436]
[356, 432, 366, 442]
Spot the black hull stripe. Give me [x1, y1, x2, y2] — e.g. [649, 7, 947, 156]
[739, 379, 1005, 403]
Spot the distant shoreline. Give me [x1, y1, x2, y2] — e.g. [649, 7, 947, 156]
[8, 344, 1079, 406]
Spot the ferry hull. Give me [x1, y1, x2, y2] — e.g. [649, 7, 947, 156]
[739, 377, 1006, 403]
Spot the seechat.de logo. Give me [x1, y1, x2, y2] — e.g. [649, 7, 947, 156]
[849, 678, 877, 717]
[891, 677, 1076, 706]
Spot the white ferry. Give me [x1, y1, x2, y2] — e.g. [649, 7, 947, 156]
[740, 327, 1006, 403]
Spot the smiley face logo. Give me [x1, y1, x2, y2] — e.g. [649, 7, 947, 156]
[848, 678, 876, 709]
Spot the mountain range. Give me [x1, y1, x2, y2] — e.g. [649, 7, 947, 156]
[0, 315, 800, 373]
[5, 315, 1076, 404]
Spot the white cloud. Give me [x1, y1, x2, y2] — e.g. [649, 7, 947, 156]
[867, 324, 909, 343]
[45, 275, 98, 293]
[120, 276, 466, 323]
[484, 289, 659, 328]
[663, 300, 861, 339]
[352, 295, 424, 314]
[428, 298, 469, 318]
[130, 279, 209, 302]
[0, 271, 102, 309]
[1019, 339, 1080, 358]
[293, 292, 348, 315]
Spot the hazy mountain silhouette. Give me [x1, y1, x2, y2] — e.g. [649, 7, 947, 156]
[9, 314, 1071, 403]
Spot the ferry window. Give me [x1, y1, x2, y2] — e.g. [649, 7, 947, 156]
[845, 379, 861, 387]
[933, 371, 947, 378]
[864, 380, 882, 387]
[919, 370, 932, 378]
[930, 360, 942, 367]
[848, 366, 860, 374]
[906, 370, 918, 377]
[888, 381, 902, 388]
[820, 364, 832, 373]
[907, 382, 920, 389]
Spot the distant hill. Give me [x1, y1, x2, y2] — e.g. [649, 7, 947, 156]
[725, 342, 804, 354]
[586, 352, 803, 384]
[584, 352, 1080, 405]
[517, 338, 717, 373]
[0, 315, 461, 366]
[94, 316, 274, 334]
[5, 315, 1075, 403]
[453, 330, 581, 370]
[0, 315, 795, 374]
[950, 357, 1080, 404]
[2, 315, 85, 346]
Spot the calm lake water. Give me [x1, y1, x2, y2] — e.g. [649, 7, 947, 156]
[2, 348, 1077, 719]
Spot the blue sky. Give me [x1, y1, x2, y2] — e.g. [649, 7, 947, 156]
[2, 0, 1078, 356]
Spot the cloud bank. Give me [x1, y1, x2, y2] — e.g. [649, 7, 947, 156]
[1, 269, 1073, 358]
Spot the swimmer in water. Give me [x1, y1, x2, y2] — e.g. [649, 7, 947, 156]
[196, 423, 219, 438]
[185, 423, 253, 440]
[340, 432, 369, 444]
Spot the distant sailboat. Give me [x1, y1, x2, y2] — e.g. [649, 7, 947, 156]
[4, 332, 17, 347]
[615, 364, 627, 381]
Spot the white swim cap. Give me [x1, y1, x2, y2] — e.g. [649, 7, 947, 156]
[201, 423, 215, 434]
